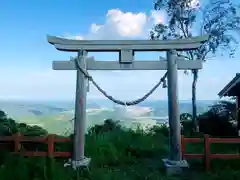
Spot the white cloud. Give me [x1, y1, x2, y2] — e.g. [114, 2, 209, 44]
[189, 0, 200, 9]
[64, 33, 85, 40]
[66, 9, 166, 40]
[150, 10, 166, 25]
[90, 24, 102, 34]
[105, 9, 147, 37]
[75, 36, 84, 40]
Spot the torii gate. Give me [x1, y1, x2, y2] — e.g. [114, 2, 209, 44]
[47, 35, 208, 171]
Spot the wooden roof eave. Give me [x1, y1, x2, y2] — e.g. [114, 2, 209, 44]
[218, 74, 240, 98]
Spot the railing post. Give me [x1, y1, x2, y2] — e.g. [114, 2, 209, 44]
[204, 134, 210, 171]
[181, 135, 186, 160]
[48, 134, 55, 157]
[14, 132, 21, 153]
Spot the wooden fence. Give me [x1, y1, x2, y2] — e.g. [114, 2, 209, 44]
[0, 132, 72, 157]
[181, 134, 240, 171]
[1, 133, 240, 171]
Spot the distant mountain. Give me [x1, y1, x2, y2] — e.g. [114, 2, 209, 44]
[0, 100, 108, 118]
[0, 101, 68, 119]
[0, 99, 214, 135]
[138, 100, 212, 116]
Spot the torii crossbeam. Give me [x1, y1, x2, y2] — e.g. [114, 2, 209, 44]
[47, 35, 208, 172]
[52, 57, 202, 70]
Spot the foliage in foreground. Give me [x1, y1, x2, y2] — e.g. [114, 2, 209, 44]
[0, 118, 240, 180]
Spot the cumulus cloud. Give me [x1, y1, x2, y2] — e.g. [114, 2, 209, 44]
[64, 33, 85, 40]
[150, 10, 166, 25]
[189, 0, 200, 9]
[66, 9, 167, 40]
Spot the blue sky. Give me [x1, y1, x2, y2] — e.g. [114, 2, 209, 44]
[0, 0, 239, 101]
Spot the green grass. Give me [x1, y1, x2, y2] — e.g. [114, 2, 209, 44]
[1, 122, 240, 180]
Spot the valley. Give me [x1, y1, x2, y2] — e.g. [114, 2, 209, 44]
[0, 100, 213, 135]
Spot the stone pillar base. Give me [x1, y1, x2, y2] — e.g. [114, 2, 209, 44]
[64, 157, 91, 170]
[162, 158, 189, 176]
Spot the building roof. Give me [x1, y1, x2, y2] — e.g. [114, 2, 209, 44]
[218, 73, 240, 98]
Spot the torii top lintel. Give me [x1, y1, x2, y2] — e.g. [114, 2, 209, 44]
[47, 35, 209, 52]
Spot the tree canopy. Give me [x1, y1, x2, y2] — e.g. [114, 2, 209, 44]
[0, 110, 47, 136]
[151, 0, 240, 57]
[151, 0, 240, 131]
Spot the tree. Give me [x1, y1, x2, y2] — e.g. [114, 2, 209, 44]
[0, 110, 7, 119]
[209, 100, 236, 122]
[151, 0, 240, 131]
[180, 113, 193, 135]
[198, 100, 237, 136]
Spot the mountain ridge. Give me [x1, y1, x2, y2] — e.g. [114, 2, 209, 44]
[0, 99, 213, 134]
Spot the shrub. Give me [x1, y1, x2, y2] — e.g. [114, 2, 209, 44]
[198, 111, 237, 137]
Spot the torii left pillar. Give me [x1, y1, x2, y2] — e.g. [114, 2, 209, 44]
[61, 50, 91, 170]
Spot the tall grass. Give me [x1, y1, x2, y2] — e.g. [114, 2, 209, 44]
[1, 121, 240, 180]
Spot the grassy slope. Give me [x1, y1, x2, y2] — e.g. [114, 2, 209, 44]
[1, 123, 240, 180]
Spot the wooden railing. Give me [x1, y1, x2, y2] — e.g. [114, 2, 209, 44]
[0, 132, 72, 157]
[1, 133, 240, 171]
[181, 134, 240, 171]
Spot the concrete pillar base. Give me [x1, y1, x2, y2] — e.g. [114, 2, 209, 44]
[64, 157, 91, 170]
[162, 158, 189, 176]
